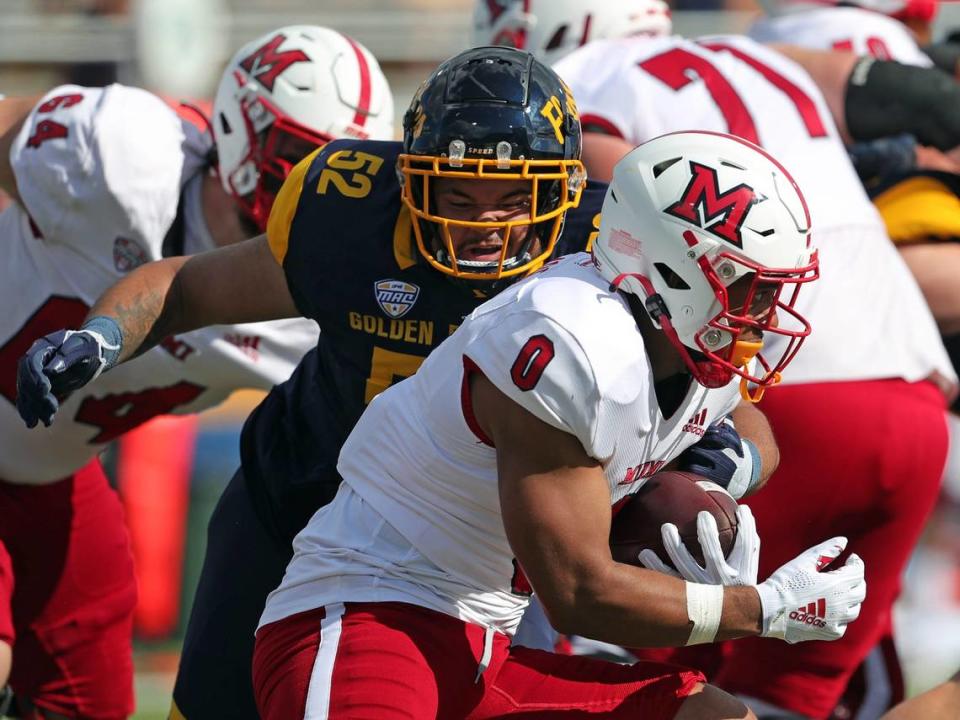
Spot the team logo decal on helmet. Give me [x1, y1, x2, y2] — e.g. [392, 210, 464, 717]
[239, 34, 311, 92]
[374, 279, 421, 319]
[593, 131, 819, 401]
[664, 162, 760, 248]
[214, 25, 394, 232]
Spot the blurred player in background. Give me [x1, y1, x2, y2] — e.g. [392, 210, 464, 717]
[250, 130, 862, 720]
[0, 24, 393, 719]
[748, 0, 960, 183]
[749, 0, 937, 65]
[15, 46, 608, 720]
[475, 2, 959, 718]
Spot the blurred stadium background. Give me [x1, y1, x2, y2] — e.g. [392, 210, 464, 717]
[4, 1, 960, 717]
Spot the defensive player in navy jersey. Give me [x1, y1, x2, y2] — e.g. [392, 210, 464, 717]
[15, 47, 606, 720]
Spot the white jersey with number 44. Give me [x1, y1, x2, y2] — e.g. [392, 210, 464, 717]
[0, 84, 318, 484]
[555, 35, 953, 388]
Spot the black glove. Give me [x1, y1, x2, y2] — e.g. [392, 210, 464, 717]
[16, 318, 122, 428]
[845, 57, 960, 151]
[676, 416, 760, 499]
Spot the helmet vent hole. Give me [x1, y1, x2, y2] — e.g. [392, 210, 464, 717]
[219, 113, 232, 135]
[546, 26, 568, 51]
[720, 160, 746, 170]
[754, 227, 775, 237]
[654, 263, 690, 290]
[652, 157, 681, 178]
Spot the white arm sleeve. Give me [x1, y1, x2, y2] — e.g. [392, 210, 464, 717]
[10, 84, 188, 263]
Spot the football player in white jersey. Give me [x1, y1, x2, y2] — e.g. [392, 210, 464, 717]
[749, 0, 937, 66]
[471, 0, 673, 66]
[530, 23, 956, 720]
[248, 130, 869, 720]
[0, 25, 392, 718]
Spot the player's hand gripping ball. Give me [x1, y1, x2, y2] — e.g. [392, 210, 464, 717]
[610, 470, 760, 586]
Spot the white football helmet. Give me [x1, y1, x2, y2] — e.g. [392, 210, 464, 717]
[471, 0, 672, 66]
[758, 0, 937, 23]
[592, 131, 819, 400]
[213, 25, 394, 230]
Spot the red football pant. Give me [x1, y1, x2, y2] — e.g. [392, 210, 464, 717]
[254, 602, 705, 719]
[634, 379, 948, 719]
[0, 459, 137, 719]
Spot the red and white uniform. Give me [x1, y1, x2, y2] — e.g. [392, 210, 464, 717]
[556, 35, 950, 387]
[0, 85, 317, 717]
[253, 253, 739, 719]
[748, 7, 933, 65]
[556, 35, 953, 718]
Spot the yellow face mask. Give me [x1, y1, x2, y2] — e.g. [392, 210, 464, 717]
[397, 153, 586, 281]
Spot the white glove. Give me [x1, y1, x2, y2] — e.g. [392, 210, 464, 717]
[638, 505, 760, 586]
[754, 536, 866, 644]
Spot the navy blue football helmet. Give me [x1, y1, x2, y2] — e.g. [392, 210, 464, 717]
[398, 46, 586, 281]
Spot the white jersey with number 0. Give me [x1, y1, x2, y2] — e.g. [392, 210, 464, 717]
[555, 35, 952, 387]
[260, 254, 741, 634]
[0, 84, 318, 484]
[748, 7, 933, 66]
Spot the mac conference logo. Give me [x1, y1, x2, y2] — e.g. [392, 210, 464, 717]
[374, 279, 420, 319]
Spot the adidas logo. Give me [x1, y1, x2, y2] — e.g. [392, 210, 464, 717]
[789, 598, 827, 628]
[682, 409, 708, 437]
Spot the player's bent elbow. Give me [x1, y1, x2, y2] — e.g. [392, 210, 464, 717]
[534, 568, 618, 637]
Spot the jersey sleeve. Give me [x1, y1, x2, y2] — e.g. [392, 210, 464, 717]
[265, 139, 403, 322]
[555, 44, 637, 139]
[463, 310, 602, 457]
[10, 84, 188, 264]
[266, 146, 324, 266]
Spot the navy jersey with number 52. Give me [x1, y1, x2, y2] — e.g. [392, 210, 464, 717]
[242, 138, 605, 541]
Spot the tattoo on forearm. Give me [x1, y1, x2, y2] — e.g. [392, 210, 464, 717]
[110, 275, 184, 360]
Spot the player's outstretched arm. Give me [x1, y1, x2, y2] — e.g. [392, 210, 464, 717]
[16, 235, 298, 428]
[0, 94, 41, 203]
[88, 234, 297, 363]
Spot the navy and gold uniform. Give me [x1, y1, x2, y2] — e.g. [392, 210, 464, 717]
[171, 138, 604, 720]
[243, 138, 604, 542]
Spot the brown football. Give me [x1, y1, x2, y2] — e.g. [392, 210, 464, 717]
[609, 470, 739, 569]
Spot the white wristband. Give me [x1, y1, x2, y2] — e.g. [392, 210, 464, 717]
[685, 582, 724, 645]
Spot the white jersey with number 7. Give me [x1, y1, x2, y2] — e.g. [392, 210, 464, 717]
[554, 34, 952, 387]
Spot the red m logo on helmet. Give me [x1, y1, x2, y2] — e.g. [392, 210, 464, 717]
[664, 161, 756, 248]
[239, 33, 310, 92]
